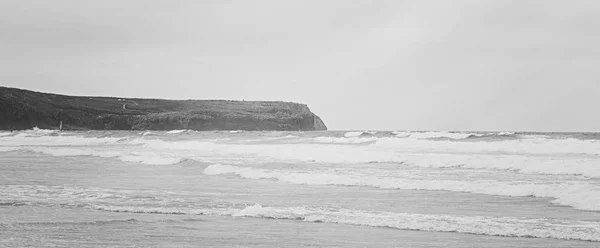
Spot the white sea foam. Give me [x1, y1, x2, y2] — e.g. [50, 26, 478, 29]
[392, 131, 411, 138]
[86, 203, 600, 242]
[0, 146, 19, 152]
[374, 137, 600, 156]
[0, 185, 175, 208]
[22, 127, 60, 136]
[118, 154, 183, 165]
[408, 131, 477, 139]
[313, 137, 377, 144]
[8, 132, 600, 242]
[395, 153, 600, 178]
[13, 135, 600, 178]
[27, 147, 119, 157]
[238, 135, 301, 144]
[166, 130, 190, 134]
[390, 131, 479, 139]
[135, 139, 399, 164]
[135, 138, 600, 175]
[203, 164, 600, 211]
[392, 131, 518, 139]
[344, 131, 365, 137]
[3, 185, 599, 241]
[24, 147, 182, 165]
[0, 134, 124, 147]
[231, 204, 600, 242]
[141, 131, 154, 136]
[498, 132, 516, 136]
[9, 130, 600, 158]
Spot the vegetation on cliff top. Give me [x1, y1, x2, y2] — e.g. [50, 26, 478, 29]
[0, 87, 327, 131]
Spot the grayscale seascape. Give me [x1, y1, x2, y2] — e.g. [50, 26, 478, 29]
[2, 130, 600, 247]
[2, 0, 600, 247]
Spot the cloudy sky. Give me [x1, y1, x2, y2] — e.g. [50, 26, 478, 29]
[1, 0, 599, 131]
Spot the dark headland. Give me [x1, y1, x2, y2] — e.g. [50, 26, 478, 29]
[0, 87, 327, 131]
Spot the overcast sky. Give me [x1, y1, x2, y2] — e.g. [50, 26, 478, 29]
[1, 0, 599, 131]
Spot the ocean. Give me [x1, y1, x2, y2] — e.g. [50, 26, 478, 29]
[1, 129, 600, 247]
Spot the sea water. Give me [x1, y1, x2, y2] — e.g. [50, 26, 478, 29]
[1, 129, 600, 247]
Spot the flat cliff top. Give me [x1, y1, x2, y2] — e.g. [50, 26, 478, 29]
[0, 87, 327, 131]
[1, 87, 308, 115]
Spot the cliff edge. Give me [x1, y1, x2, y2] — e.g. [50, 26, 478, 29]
[0, 87, 327, 131]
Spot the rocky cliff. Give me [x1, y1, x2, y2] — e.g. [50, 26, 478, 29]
[0, 87, 327, 131]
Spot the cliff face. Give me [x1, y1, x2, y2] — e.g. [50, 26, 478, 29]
[0, 87, 327, 131]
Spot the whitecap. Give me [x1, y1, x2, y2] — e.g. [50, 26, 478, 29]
[166, 130, 189, 134]
[203, 164, 600, 211]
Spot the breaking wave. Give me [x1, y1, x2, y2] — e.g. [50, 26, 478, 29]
[498, 132, 516, 136]
[166, 130, 191, 134]
[22, 147, 183, 165]
[393, 131, 479, 139]
[232, 204, 600, 242]
[21, 127, 60, 136]
[343, 131, 377, 138]
[128, 138, 600, 177]
[87, 204, 600, 242]
[313, 137, 378, 144]
[374, 137, 600, 156]
[390, 131, 520, 140]
[3, 184, 599, 242]
[309, 134, 600, 156]
[396, 153, 600, 178]
[203, 164, 600, 211]
[6, 133, 600, 178]
[0, 134, 124, 147]
[0, 132, 13, 137]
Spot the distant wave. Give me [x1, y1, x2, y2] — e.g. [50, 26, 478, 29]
[131, 137, 600, 169]
[397, 153, 600, 178]
[373, 137, 600, 156]
[388, 131, 522, 140]
[343, 131, 363, 137]
[22, 127, 60, 136]
[498, 131, 516, 136]
[394, 131, 478, 139]
[314, 136, 600, 156]
[0, 134, 125, 147]
[6, 133, 600, 176]
[6, 129, 600, 157]
[237, 135, 301, 144]
[344, 131, 377, 138]
[313, 137, 378, 144]
[166, 130, 191, 134]
[203, 164, 600, 211]
[140, 131, 154, 136]
[21, 147, 183, 165]
[0, 132, 13, 137]
[10, 141, 600, 178]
